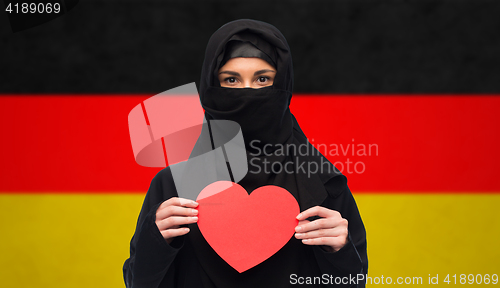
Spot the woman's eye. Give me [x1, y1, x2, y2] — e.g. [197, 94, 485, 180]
[224, 77, 237, 84]
[257, 76, 269, 83]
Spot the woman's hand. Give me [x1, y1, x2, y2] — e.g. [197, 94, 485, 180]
[155, 197, 199, 244]
[294, 206, 349, 252]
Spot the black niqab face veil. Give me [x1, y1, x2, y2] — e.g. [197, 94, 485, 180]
[200, 21, 294, 154]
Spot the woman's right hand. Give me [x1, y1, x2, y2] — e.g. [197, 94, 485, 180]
[155, 197, 199, 244]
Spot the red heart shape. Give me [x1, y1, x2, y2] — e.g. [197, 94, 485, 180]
[196, 181, 300, 273]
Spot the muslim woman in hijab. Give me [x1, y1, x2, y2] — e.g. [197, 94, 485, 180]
[123, 19, 368, 288]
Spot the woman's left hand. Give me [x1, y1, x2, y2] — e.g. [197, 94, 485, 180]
[294, 206, 349, 252]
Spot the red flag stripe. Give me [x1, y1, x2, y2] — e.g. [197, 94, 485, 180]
[0, 95, 498, 193]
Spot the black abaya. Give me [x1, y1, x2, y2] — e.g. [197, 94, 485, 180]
[123, 19, 368, 288]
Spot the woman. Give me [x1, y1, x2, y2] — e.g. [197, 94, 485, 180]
[123, 19, 367, 287]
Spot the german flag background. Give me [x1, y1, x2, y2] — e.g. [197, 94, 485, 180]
[1, 0, 499, 287]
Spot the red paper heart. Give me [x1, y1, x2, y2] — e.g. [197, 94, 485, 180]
[196, 181, 300, 273]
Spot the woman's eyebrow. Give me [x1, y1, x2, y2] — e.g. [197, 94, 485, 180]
[254, 69, 276, 76]
[219, 71, 240, 76]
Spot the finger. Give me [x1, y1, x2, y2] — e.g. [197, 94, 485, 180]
[295, 227, 347, 240]
[295, 217, 341, 233]
[297, 220, 310, 226]
[296, 206, 340, 220]
[301, 236, 348, 252]
[295, 214, 348, 233]
[295, 228, 336, 239]
[295, 220, 310, 233]
[160, 227, 190, 240]
[158, 197, 199, 210]
[156, 216, 198, 231]
[159, 197, 199, 210]
[300, 237, 335, 247]
[157, 205, 198, 220]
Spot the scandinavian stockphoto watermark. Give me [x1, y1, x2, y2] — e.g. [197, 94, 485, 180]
[248, 139, 379, 177]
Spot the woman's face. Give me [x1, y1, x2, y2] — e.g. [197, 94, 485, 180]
[218, 57, 276, 89]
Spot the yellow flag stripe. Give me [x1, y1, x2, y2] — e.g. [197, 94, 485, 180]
[0, 193, 499, 287]
[355, 193, 500, 286]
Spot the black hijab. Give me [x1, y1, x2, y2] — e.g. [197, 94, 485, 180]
[187, 19, 348, 287]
